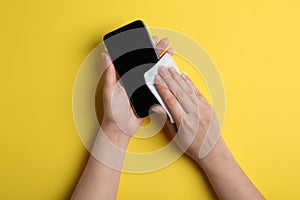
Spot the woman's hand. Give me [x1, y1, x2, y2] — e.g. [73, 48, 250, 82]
[153, 67, 219, 161]
[100, 53, 141, 146]
[100, 36, 172, 147]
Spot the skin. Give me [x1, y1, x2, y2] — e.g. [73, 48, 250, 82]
[153, 67, 265, 200]
[71, 37, 172, 200]
[71, 37, 265, 200]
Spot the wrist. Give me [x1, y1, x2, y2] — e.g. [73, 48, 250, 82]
[91, 127, 128, 171]
[195, 137, 232, 171]
[101, 122, 131, 150]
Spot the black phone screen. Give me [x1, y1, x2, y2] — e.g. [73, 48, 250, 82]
[103, 20, 160, 118]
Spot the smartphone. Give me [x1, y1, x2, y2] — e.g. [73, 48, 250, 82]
[103, 20, 160, 118]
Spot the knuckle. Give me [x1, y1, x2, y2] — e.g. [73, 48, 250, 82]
[174, 89, 184, 98]
[186, 87, 194, 96]
[172, 74, 181, 82]
[166, 96, 178, 106]
[202, 107, 212, 119]
[190, 110, 200, 120]
[196, 93, 203, 99]
[164, 75, 173, 84]
[156, 84, 168, 94]
[187, 90, 196, 100]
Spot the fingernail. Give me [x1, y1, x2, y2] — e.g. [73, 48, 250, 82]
[168, 67, 177, 74]
[101, 53, 110, 66]
[181, 72, 188, 80]
[158, 66, 168, 76]
[152, 106, 160, 113]
[152, 106, 165, 116]
[155, 74, 164, 84]
[167, 47, 174, 55]
[152, 35, 158, 43]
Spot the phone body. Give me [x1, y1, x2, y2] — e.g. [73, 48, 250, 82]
[103, 20, 160, 118]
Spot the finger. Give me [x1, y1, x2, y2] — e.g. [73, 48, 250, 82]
[154, 74, 183, 125]
[102, 52, 113, 68]
[166, 121, 177, 139]
[152, 35, 158, 44]
[156, 38, 169, 56]
[158, 67, 194, 113]
[102, 53, 116, 95]
[162, 122, 172, 139]
[168, 67, 197, 104]
[166, 47, 173, 56]
[152, 105, 170, 126]
[180, 73, 206, 102]
[152, 105, 166, 117]
[152, 105, 176, 139]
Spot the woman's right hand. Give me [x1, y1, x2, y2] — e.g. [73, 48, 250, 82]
[152, 66, 220, 162]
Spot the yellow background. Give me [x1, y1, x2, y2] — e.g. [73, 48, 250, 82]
[1, 0, 300, 199]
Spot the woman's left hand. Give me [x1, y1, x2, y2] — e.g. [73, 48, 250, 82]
[100, 36, 172, 147]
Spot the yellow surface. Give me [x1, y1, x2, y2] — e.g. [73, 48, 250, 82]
[1, 0, 300, 199]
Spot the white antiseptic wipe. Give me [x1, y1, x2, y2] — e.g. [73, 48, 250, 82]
[144, 53, 178, 123]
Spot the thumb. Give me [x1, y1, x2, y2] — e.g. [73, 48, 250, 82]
[102, 52, 112, 67]
[152, 105, 177, 139]
[102, 53, 116, 94]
